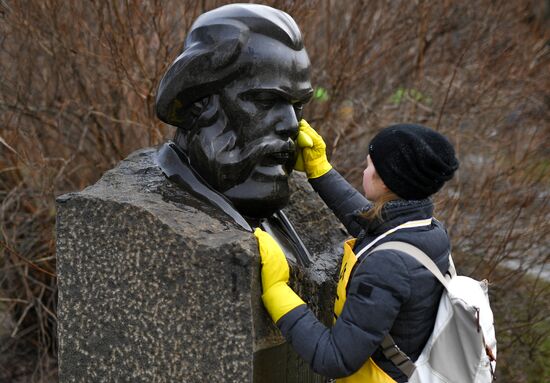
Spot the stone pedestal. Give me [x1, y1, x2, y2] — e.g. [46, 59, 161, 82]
[56, 148, 347, 382]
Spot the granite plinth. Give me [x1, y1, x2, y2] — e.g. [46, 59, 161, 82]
[56, 148, 347, 382]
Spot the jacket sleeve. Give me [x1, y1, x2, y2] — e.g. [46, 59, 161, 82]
[277, 250, 412, 378]
[308, 169, 371, 237]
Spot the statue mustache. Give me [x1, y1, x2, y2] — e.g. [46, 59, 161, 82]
[215, 136, 296, 191]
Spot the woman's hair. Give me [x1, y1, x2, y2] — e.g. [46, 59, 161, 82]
[362, 172, 400, 221]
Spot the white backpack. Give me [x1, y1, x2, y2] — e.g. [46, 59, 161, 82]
[371, 241, 497, 383]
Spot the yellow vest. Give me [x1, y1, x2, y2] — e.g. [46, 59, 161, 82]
[333, 239, 397, 383]
[333, 218, 433, 382]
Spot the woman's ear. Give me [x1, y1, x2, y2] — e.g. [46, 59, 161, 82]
[380, 180, 390, 193]
[373, 170, 390, 193]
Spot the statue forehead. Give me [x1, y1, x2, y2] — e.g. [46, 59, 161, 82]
[225, 35, 312, 100]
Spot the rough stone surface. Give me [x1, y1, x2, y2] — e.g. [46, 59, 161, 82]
[56, 148, 348, 382]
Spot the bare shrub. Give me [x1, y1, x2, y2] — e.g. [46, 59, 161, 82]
[1, 0, 548, 381]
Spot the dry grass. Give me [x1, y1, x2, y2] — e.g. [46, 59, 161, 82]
[1, 0, 549, 381]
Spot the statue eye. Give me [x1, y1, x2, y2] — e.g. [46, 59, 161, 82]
[252, 93, 279, 109]
[256, 99, 276, 108]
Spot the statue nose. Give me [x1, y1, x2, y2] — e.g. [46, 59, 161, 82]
[275, 105, 299, 139]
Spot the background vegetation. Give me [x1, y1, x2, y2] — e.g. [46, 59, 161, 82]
[1, 0, 549, 381]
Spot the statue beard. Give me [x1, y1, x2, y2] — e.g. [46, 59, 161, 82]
[184, 95, 296, 194]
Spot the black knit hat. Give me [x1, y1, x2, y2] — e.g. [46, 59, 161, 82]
[368, 124, 459, 200]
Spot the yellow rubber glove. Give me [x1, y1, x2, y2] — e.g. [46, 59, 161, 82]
[297, 119, 333, 179]
[254, 228, 305, 323]
[294, 130, 313, 172]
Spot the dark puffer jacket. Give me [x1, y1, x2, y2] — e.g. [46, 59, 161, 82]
[277, 169, 450, 382]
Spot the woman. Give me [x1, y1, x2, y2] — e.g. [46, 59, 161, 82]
[255, 121, 459, 382]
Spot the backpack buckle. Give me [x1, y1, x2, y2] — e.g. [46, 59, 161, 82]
[382, 341, 416, 376]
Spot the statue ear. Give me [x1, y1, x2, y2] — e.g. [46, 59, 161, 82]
[194, 95, 221, 129]
[176, 95, 222, 138]
[166, 98, 202, 132]
[189, 99, 206, 120]
[172, 96, 210, 133]
[173, 96, 214, 151]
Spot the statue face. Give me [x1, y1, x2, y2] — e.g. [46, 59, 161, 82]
[186, 36, 312, 217]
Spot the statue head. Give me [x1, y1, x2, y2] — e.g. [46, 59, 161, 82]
[156, 4, 312, 218]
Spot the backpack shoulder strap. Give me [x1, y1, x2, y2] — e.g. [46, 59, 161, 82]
[368, 240, 451, 378]
[371, 241, 450, 291]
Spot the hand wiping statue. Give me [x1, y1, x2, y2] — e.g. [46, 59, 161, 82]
[155, 3, 314, 266]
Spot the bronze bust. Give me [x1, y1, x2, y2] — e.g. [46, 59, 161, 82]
[156, 3, 313, 264]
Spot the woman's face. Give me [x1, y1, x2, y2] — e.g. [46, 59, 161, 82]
[362, 155, 389, 202]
